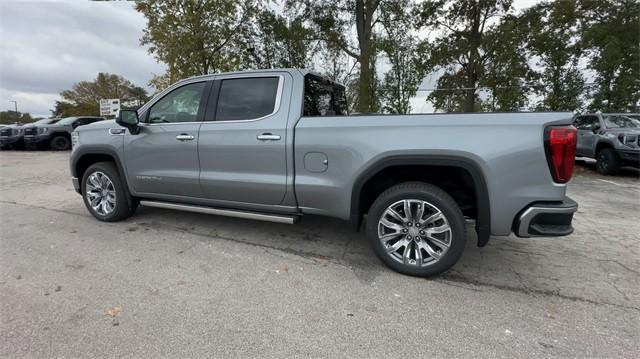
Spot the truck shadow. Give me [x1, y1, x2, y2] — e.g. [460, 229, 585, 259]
[131, 206, 629, 308]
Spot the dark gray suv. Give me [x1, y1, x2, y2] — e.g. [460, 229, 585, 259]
[574, 113, 640, 175]
[25, 116, 105, 150]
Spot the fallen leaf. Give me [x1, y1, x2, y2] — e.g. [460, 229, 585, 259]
[105, 306, 122, 317]
[277, 263, 289, 273]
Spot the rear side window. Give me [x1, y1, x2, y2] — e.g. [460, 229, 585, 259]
[215, 77, 280, 121]
[574, 116, 598, 129]
[303, 74, 348, 117]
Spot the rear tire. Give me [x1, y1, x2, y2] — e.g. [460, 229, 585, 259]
[596, 148, 620, 175]
[81, 162, 137, 222]
[50, 135, 70, 150]
[366, 182, 466, 277]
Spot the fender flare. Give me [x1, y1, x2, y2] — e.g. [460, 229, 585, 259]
[71, 146, 132, 196]
[594, 139, 616, 153]
[350, 155, 491, 247]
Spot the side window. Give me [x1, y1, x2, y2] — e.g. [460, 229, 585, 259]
[215, 77, 280, 121]
[79, 118, 98, 126]
[575, 116, 597, 130]
[72, 118, 88, 128]
[148, 82, 206, 123]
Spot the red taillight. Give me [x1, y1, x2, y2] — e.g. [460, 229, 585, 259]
[544, 126, 577, 183]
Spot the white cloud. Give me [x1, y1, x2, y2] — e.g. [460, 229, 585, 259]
[0, 0, 165, 116]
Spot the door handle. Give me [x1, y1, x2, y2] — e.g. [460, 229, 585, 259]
[176, 134, 195, 141]
[257, 133, 281, 141]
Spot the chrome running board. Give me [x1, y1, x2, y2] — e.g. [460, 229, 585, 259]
[139, 200, 298, 224]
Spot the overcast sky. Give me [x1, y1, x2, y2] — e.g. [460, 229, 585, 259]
[0, 0, 540, 117]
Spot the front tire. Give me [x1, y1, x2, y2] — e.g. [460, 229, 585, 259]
[596, 148, 620, 175]
[366, 182, 466, 277]
[81, 162, 137, 222]
[50, 135, 70, 150]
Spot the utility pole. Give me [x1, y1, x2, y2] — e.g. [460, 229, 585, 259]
[8, 100, 18, 122]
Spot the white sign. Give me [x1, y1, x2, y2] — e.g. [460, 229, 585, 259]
[99, 99, 120, 117]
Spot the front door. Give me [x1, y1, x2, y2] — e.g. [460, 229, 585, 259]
[124, 81, 209, 197]
[198, 74, 289, 205]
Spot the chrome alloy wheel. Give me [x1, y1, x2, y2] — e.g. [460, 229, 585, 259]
[85, 171, 116, 216]
[377, 199, 452, 267]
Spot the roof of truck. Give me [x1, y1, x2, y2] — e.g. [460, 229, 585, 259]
[176, 69, 343, 87]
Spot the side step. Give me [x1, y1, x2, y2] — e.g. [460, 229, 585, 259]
[139, 200, 299, 224]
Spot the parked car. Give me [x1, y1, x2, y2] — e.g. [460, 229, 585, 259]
[0, 123, 25, 150]
[27, 116, 105, 150]
[69, 69, 578, 277]
[574, 113, 640, 174]
[23, 118, 60, 149]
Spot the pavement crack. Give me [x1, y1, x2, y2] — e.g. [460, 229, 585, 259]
[598, 259, 640, 276]
[0, 200, 84, 217]
[437, 273, 640, 312]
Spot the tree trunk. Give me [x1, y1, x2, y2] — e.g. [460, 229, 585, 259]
[355, 0, 379, 113]
[464, 4, 482, 112]
[358, 50, 372, 113]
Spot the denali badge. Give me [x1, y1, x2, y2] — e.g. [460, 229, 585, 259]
[136, 175, 162, 181]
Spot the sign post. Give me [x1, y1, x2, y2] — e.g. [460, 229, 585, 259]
[99, 99, 121, 118]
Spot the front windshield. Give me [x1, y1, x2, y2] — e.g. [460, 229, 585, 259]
[57, 117, 78, 125]
[604, 116, 640, 129]
[34, 118, 59, 125]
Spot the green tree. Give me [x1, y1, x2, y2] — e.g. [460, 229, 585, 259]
[521, 1, 584, 111]
[415, 0, 516, 112]
[242, 9, 316, 69]
[0, 111, 33, 125]
[482, 13, 535, 111]
[580, 0, 640, 112]
[52, 73, 149, 117]
[378, 0, 422, 114]
[289, 0, 383, 113]
[136, 0, 256, 91]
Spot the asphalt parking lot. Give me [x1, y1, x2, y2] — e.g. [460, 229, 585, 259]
[1, 151, 638, 358]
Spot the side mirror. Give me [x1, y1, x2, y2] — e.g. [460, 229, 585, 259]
[116, 110, 140, 134]
[591, 123, 601, 133]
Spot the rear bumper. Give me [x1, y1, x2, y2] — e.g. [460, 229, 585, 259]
[514, 197, 578, 238]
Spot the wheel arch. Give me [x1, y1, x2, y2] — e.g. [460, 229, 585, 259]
[350, 155, 491, 247]
[71, 147, 131, 195]
[595, 140, 615, 155]
[49, 131, 71, 139]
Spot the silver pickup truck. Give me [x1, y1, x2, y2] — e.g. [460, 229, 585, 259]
[70, 69, 578, 276]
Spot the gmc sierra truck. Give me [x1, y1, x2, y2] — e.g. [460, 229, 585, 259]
[573, 113, 640, 174]
[70, 69, 578, 276]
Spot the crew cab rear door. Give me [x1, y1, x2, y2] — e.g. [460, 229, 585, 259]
[123, 80, 211, 197]
[197, 72, 289, 205]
